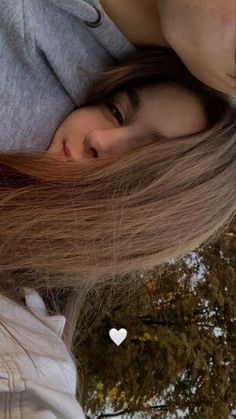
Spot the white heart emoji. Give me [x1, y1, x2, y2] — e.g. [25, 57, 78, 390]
[109, 328, 127, 346]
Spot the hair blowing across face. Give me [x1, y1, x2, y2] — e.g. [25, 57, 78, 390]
[0, 48, 235, 355]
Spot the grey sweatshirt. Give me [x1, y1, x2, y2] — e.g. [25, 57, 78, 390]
[0, 0, 135, 151]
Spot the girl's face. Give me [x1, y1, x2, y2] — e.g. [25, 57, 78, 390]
[47, 83, 207, 161]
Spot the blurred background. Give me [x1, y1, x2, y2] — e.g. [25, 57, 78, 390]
[73, 217, 236, 418]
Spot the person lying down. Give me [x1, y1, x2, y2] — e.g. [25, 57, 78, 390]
[0, 48, 235, 419]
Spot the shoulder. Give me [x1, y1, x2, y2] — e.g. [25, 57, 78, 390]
[0, 289, 86, 418]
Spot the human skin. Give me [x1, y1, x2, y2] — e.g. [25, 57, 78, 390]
[47, 83, 207, 161]
[101, 0, 236, 95]
[156, 0, 236, 95]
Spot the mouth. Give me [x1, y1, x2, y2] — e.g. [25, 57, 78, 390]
[63, 143, 72, 158]
[58, 143, 72, 159]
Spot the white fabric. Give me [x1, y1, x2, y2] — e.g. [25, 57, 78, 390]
[0, 288, 85, 418]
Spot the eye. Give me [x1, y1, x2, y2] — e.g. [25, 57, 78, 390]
[105, 100, 124, 126]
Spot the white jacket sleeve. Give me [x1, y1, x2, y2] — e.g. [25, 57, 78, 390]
[0, 288, 86, 419]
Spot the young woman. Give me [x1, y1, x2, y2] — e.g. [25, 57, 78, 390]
[0, 49, 235, 418]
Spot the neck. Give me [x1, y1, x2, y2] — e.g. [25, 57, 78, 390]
[100, 0, 170, 48]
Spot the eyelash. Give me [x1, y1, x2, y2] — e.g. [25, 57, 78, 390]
[105, 100, 124, 126]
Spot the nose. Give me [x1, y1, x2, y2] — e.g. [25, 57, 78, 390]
[83, 129, 122, 159]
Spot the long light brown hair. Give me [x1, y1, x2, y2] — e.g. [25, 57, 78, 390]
[0, 49, 235, 373]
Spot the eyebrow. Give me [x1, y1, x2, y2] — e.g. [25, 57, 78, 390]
[149, 129, 168, 142]
[126, 87, 168, 142]
[126, 88, 142, 114]
[227, 73, 236, 79]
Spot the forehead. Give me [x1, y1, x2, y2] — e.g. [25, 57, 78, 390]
[136, 83, 207, 137]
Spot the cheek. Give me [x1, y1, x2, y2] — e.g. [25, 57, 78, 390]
[153, 103, 206, 137]
[123, 124, 151, 149]
[64, 109, 96, 136]
[174, 106, 207, 136]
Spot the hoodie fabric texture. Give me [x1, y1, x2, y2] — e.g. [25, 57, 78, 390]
[0, 0, 135, 152]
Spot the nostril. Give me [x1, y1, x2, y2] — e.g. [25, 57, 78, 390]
[91, 147, 98, 158]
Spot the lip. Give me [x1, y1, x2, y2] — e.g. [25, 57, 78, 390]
[58, 143, 72, 159]
[64, 144, 72, 158]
